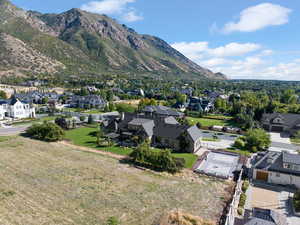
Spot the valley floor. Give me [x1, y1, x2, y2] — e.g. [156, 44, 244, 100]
[0, 137, 233, 225]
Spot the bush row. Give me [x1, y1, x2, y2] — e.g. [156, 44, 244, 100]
[130, 142, 185, 173]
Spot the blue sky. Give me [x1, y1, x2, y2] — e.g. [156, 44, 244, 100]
[11, 0, 300, 80]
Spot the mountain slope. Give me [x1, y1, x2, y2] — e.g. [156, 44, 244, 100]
[0, 0, 226, 80]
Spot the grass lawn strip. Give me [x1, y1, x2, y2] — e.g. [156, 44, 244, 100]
[65, 127, 198, 168]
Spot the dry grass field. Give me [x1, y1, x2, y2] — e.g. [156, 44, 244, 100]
[0, 136, 233, 225]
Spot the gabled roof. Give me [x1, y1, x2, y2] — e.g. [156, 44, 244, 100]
[187, 125, 202, 142]
[164, 116, 179, 125]
[283, 152, 300, 165]
[245, 218, 276, 225]
[245, 208, 287, 225]
[253, 151, 300, 176]
[153, 123, 188, 140]
[262, 113, 300, 129]
[143, 105, 184, 117]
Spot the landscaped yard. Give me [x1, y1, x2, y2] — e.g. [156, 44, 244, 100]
[65, 127, 198, 168]
[65, 126, 132, 156]
[12, 116, 57, 126]
[0, 136, 233, 225]
[187, 117, 236, 127]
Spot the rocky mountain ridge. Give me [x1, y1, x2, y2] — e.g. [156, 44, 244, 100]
[0, 0, 226, 80]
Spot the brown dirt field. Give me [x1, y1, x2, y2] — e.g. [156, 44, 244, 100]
[0, 137, 233, 225]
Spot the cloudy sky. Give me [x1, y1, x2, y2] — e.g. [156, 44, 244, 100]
[12, 0, 300, 81]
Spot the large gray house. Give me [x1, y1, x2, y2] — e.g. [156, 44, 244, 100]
[252, 151, 300, 188]
[142, 105, 184, 118]
[261, 113, 300, 134]
[105, 112, 202, 153]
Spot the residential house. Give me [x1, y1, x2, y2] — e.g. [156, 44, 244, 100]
[261, 113, 300, 134]
[106, 112, 202, 153]
[0, 98, 35, 120]
[142, 105, 184, 118]
[15, 91, 60, 104]
[187, 97, 214, 112]
[245, 208, 287, 225]
[252, 151, 300, 188]
[69, 95, 107, 109]
[127, 89, 145, 97]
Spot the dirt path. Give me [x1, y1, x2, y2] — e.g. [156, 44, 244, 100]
[59, 141, 127, 160]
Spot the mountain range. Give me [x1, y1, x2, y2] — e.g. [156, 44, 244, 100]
[0, 0, 226, 80]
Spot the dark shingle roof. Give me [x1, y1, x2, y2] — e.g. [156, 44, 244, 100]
[245, 218, 275, 225]
[283, 152, 300, 165]
[253, 151, 300, 176]
[262, 113, 300, 129]
[164, 116, 179, 125]
[143, 105, 184, 117]
[153, 123, 188, 140]
[187, 125, 202, 142]
[245, 208, 288, 225]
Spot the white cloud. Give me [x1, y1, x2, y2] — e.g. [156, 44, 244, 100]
[209, 43, 261, 57]
[171, 42, 209, 61]
[81, 0, 142, 22]
[223, 3, 292, 33]
[171, 42, 261, 60]
[258, 50, 274, 56]
[122, 10, 143, 22]
[171, 40, 300, 80]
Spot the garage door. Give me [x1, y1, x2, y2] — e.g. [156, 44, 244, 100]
[271, 126, 283, 132]
[256, 171, 269, 181]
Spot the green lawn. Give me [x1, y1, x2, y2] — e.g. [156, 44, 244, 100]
[226, 148, 252, 157]
[187, 117, 227, 127]
[187, 116, 238, 128]
[84, 109, 104, 114]
[172, 153, 198, 168]
[205, 114, 233, 120]
[65, 127, 198, 168]
[65, 127, 132, 156]
[0, 136, 10, 142]
[202, 137, 220, 142]
[291, 138, 300, 145]
[11, 116, 57, 126]
[63, 108, 85, 112]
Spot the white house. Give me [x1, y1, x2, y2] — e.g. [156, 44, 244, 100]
[0, 98, 36, 120]
[252, 151, 300, 188]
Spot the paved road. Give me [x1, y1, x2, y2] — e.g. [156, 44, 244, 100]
[0, 125, 30, 136]
[271, 141, 299, 150]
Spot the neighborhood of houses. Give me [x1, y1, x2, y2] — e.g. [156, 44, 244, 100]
[1, 88, 300, 225]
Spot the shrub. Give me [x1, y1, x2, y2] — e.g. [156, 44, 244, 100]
[196, 122, 202, 129]
[242, 180, 250, 193]
[26, 122, 65, 142]
[238, 193, 247, 208]
[105, 216, 119, 225]
[130, 142, 185, 173]
[237, 207, 243, 216]
[245, 129, 271, 152]
[79, 116, 86, 122]
[234, 138, 246, 149]
[87, 114, 94, 124]
[293, 190, 300, 212]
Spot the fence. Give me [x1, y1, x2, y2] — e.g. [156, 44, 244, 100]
[224, 169, 243, 225]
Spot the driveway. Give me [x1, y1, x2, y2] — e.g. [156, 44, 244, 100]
[270, 132, 291, 144]
[244, 182, 300, 225]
